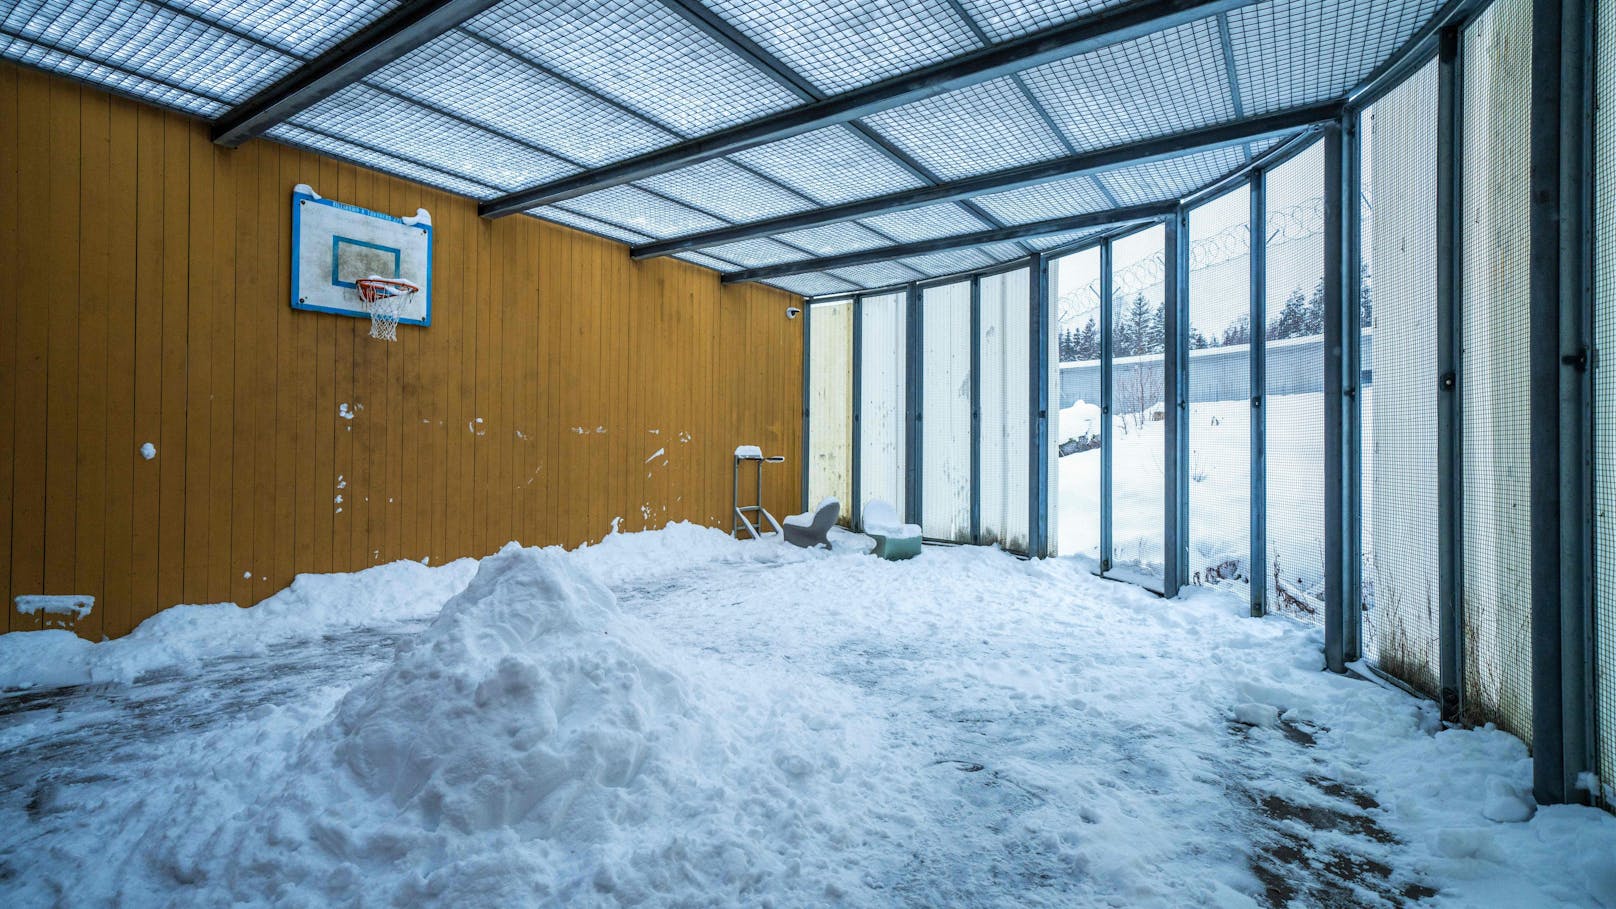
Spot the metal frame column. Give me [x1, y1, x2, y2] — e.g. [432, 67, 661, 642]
[1530, 0, 1595, 806]
[1436, 24, 1466, 722]
[1250, 172, 1269, 618]
[850, 295, 864, 530]
[801, 301, 812, 512]
[906, 284, 925, 527]
[1164, 209, 1190, 596]
[1099, 239, 1115, 573]
[970, 277, 984, 543]
[1031, 256, 1053, 557]
[1322, 119, 1360, 673]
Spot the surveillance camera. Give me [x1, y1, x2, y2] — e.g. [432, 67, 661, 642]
[786, 306, 802, 319]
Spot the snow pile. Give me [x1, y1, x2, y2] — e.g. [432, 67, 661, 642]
[217, 544, 865, 906]
[0, 557, 477, 690]
[733, 444, 763, 459]
[14, 594, 94, 619]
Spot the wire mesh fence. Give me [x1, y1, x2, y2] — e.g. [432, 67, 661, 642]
[1359, 59, 1441, 698]
[1186, 185, 1253, 597]
[1109, 225, 1167, 587]
[858, 291, 909, 524]
[979, 268, 1032, 552]
[1459, 0, 1533, 743]
[1593, 0, 1616, 805]
[806, 300, 854, 523]
[920, 281, 974, 542]
[1262, 142, 1328, 623]
[1053, 246, 1104, 564]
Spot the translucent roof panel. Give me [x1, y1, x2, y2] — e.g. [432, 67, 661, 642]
[980, 241, 1035, 262]
[898, 248, 1001, 276]
[265, 123, 500, 199]
[702, 237, 814, 269]
[673, 250, 743, 272]
[828, 261, 927, 289]
[1230, 0, 1444, 113]
[161, 0, 401, 59]
[635, 159, 817, 224]
[971, 175, 1113, 225]
[0, 31, 227, 116]
[773, 221, 895, 258]
[463, 0, 800, 136]
[369, 30, 677, 168]
[729, 126, 927, 205]
[952, 0, 1126, 42]
[557, 184, 731, 239]
[860, 76, 1070, 180]
[1101, 145, 1254, 204]
[530, 206, 655, 245]
[291, 84, 579, 192]
[701, 0, 982, 95]
[2, 0, 300, 107]
[857, 204, 991, 243]
[1020, 19, 1236, 152]
[764, 273, 860, 297]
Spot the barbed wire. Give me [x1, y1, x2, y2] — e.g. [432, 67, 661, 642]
[1056, 197, 1326, 324]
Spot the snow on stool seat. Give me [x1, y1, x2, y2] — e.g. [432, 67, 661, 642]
[862, 499, 921, 561]
[783, 498, 840, 549]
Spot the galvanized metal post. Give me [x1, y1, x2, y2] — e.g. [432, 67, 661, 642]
[1030, 255, 1053, 557]
[970, 277, 983, 543]
[906, 284, 925, 527]
[851, 295, 864, 530]
[1435, 25, 1465, 723]
[801, 300, 812, 512]
[1163, 209, 1189, 596]
[1529, 0, 1593, 806]
[1099, 239, 1115, 572]
[1344, 112, 1365, 664]
[1323, 121, 1351, 674]
[1250, 172, 1269, 618]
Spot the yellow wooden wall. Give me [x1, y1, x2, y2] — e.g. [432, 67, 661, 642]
[0, 63, 804, 639]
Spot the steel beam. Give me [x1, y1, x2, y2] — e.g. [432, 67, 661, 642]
[1099, 239, 1115, 572]
[851, 295, 864, 530]
[721, 203, 1174, 283]
[970, 277, 984, 542]
[1163, 208, 1190, 596]
[1529, 0, 1594, 807]
[1030, 255, 1052, 557]
[630, 104, 1334, 260]
[1322, 121, 1350, 674]
[1249, 171, 1268, 618]
[801, 301, 812, 512]
[906, 284, 926, 527]
[478, 0, 1261, 216]
[210, 0, 502, 147]
[1435, 24, 1465, 725]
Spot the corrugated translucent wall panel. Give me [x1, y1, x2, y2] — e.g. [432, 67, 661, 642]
[1596, 0, 1616, 807]
[1361, 60, 1442, 697]
[1460, 0, 1533, 742]
[1053, 247, 1104, 562]
[1187, 186, 1252, 595]
[859, 291, 908, 522]
[979, 268, 1032, 552]
[1110, 225, 1166, 585]
[1263, 143, 1327, 622]
[807, 301, 854, 522]
[921, 281, 973, 542]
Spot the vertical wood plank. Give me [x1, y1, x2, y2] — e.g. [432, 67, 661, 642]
[0, 65, 18, 626]
[180, 124, 213, 604]
[43, 78, 82, 613]
[72, 89, 110, 640]
[101, 97, 139, 639]
[156, 111, 189, 613]
[229, 140, 260, 606]
[208, 139, 237, 604]
[129, 104, 164, 630]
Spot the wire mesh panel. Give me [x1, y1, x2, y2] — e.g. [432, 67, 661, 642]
[979, 268, 1032, 552]
[1186, 186, 1252, 597]
[859, 291, 909, 522]
[1360, 60, 1441, 697]
[1053, 247, 1104, 563]
[1460, 0, 1533, 742]
[921, 281, 973, 542]
[1263, 142, 1327, 622]
[1110, 225, 1167, 586]
[807, 300, 854, 523]
[1595, 0, 1616, 807]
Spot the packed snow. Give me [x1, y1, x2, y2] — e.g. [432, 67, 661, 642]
[1, 525, 1613, 907]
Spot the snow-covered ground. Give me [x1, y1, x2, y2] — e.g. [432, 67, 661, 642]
[1, 525, 1613, 907]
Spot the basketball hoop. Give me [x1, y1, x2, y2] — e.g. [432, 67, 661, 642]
[355, 276, 419, 342]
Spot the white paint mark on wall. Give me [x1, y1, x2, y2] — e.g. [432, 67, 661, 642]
[644, 448, 665, 464]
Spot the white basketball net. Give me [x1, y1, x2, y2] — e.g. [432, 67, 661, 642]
[364, 292, 408, 342]
[356, 278, 417, 342]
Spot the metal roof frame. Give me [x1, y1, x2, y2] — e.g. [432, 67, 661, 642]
[477, 0, 1261, 216]
[211, 0, 503, 147]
